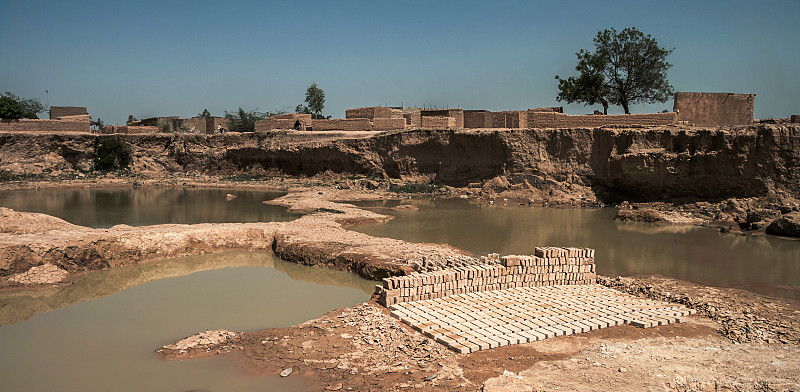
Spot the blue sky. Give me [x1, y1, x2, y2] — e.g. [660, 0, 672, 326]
[1, 0, 798, 124]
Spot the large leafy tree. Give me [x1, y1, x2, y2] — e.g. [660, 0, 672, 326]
[0, 92, 47, 119]
[556, 27, 674, 114]
[296, 82, 325, 119]
[555, 50, 610, 114]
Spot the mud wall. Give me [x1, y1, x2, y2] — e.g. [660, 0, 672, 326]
[528, 111, 677, 128]
[421, 109, 464, 129]
[0, 117, 91, 133]
[49, 106, 87, 119]
[99, 125, 158, 134]
[493, 111, 527, 129]
[674, 92, 755, 127]
[0, 125, 798, 202]
[311, 118, 372, 131]
[373, 118, 406, 131]
[421, 116, 456, 129]
[464, 110, 492, 128]
[346, 106, 399, 119]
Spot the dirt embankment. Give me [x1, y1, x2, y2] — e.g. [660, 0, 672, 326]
[2, 124, 799, 203]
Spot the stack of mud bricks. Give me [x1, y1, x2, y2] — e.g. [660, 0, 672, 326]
[377, 247, 596, 307]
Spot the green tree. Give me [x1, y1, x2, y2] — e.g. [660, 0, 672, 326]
[224, 108, 267, 132]
[555, 50, 610, 114]
[0, 95, 23, 119]
[555, 27, 674, 114]
[1, 92, 46, 119]
[299, 82, 325, 119]
[199, 109, 211, 117]
[126, 115, 138, 125]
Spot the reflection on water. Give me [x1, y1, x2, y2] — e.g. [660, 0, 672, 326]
[0, 252, 374, 326]
[352, 198, 800, 301]
[0, 187, 299, 228]
[0, 252, 373, 392]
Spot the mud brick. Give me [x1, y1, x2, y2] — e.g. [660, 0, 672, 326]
[486, 336, 505, 347]
[630, 319, 655, 328]
[470, 336, 490, 349]
[498, 335, 516, 346]
[545, 326, 564, 337]
[535, 328, 554, 339]
[448, 342, 471, 354]
[605, 316, 625, 326]
[515, 331, 533, 343]
[574, 320, 593, 332]
[594, 318, 611, 328]
[463, 341, 481, 353]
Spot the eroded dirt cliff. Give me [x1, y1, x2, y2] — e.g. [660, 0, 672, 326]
[1, 125, 798, 204]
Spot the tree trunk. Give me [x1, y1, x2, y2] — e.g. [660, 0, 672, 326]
[621, 101, 630, 114]
[600, 98, 609, 115]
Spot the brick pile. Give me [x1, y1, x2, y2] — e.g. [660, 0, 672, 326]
[377, 247, 596, 306]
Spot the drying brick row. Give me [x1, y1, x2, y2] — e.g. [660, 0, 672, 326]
[377, 247, 597, 307]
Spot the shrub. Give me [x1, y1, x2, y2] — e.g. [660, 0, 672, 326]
[94, 135, 132, 171]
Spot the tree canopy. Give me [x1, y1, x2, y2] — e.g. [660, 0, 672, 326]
[0, 92, 47, 119]
[224, 108, 264, 132]
[198, 109, 211, 118]
[296, 83, 325, 119]
[0, 95, 23, 119]
[555, 27, 674, 114]
[224, 108, 286, 132]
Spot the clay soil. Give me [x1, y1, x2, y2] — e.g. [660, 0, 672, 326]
[2, 176, 799, 391]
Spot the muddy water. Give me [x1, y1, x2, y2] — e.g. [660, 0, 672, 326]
[0, 252, 373, 392]
[351, 199, 800, 301]
[0, 187, 299, 228]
